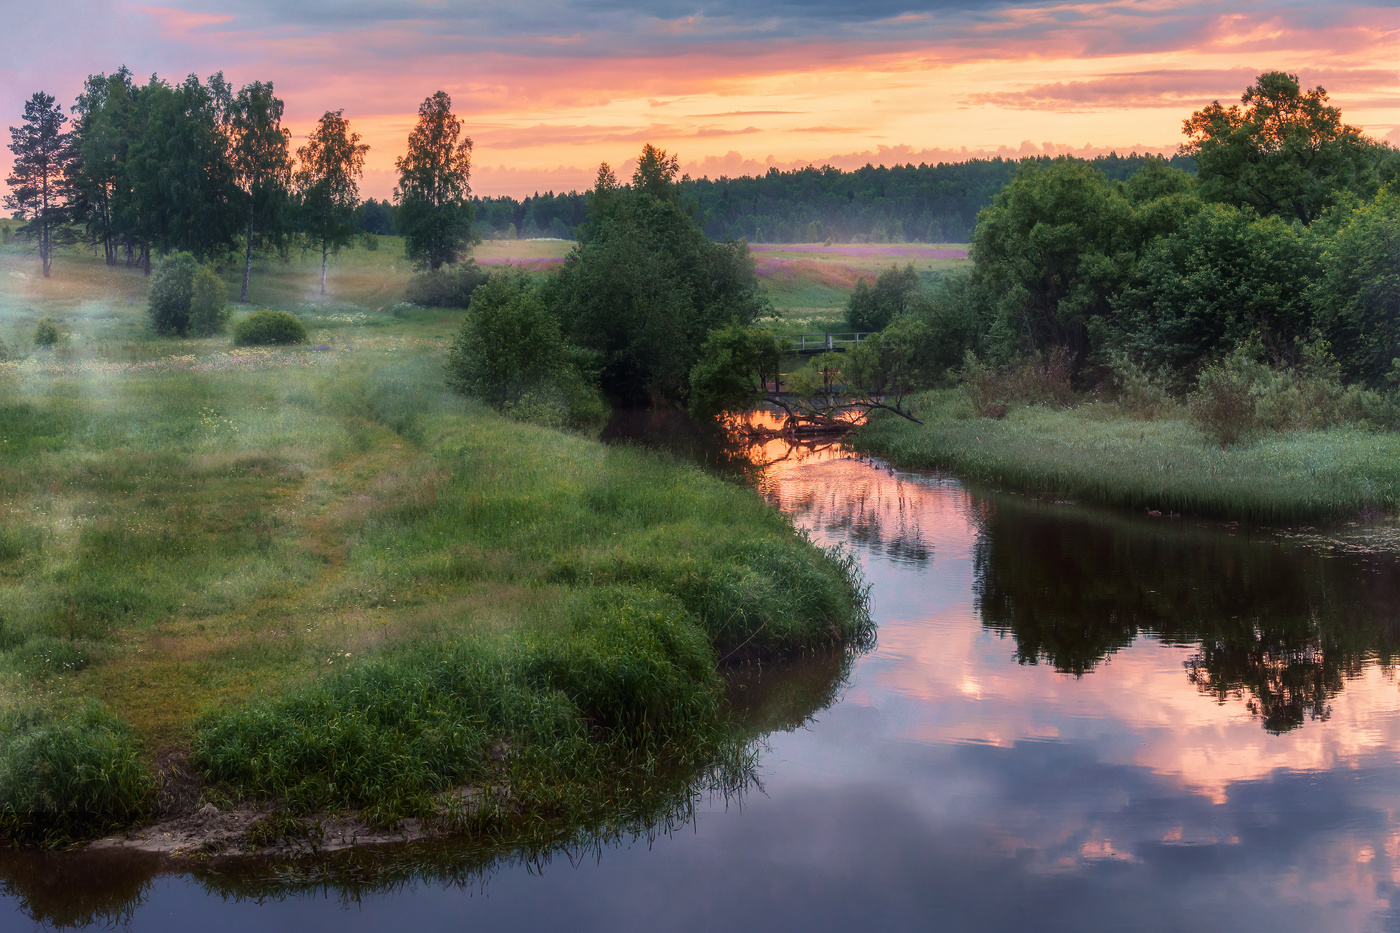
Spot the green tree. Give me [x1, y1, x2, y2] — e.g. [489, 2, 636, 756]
[1115, 204, 1321, 379]
[687, 322, 782, 419]
[1182, 72, 1377, 226]
[68, 69, 139, 267]
[147, 251, 199, 335]
[1312, 189, 1400, 386]
[845, 263, 920, 332]
[553, 151, 769, 404]
[446, 269, 603, 427]
[295, 110, 368, 296]
[125, 74, 241, 267]
[395, 91, 474, 270]
[5, 92, 74, 277]
[899, 269, 986, 376]
[970, 159, 1141, 365]
[228, 81, 292, 302]
[843, 315, 942, 410]
[632, 144, 680, 202]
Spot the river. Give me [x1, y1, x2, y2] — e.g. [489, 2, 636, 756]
[7, 427, 1400, 931]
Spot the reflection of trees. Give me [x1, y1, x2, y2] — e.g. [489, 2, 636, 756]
[0, 647, 862, 928]
[972, 495, 1400, 733]
[0, 848, 156, 929]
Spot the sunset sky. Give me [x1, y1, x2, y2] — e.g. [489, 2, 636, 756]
[3, 0, 1397, 198]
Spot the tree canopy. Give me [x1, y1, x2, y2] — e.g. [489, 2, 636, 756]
[228, 81, 293, 301]
[551, 148, 769, 404]
[395, 91, 474, 270]
[1182, 71, 1377, 225]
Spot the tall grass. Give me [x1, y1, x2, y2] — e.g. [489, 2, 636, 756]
[0, 699, 155, 845]
[858, 390, 1400, 523]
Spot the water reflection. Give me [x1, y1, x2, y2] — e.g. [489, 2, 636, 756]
[0, 648, 859, 929]
[969, 495, 1400, 732]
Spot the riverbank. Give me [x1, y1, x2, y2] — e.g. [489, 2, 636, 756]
[0, 263, 869, 847]
[854, 389, 1400, 523]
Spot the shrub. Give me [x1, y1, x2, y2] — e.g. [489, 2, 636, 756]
[0, 700, 155, 844]
[961, 348, 1076, 418]
[403, 261, 488, 308]
[147, 251, 199, 335]
[32, 317, 59, 348]
[447, 269, 605, 429]
[1189, 359, 1258, 446]
[233, 310, 308, 346]
[188, 267, 229, 337]
[1107, 352, 1174, 419]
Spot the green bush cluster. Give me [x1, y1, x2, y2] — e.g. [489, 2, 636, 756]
[0, 700, 155, 845]
[233, 309, 308, 346]
[447, 268, 606, 430]
[31, 317, 60, 348]
[403, 261, 488, 308]
[147, 252, 229, 336]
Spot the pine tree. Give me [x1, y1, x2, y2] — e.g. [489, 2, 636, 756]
[5, 92, 74, 277]
[295, 110, 368, 296]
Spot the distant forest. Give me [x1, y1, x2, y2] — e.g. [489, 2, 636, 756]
[362, 152, 1197, 244]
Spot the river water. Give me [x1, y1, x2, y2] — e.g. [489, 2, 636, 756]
[8, 432, 1400, 931]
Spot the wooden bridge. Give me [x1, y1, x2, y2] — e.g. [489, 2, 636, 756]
[784, 333, 876, 356]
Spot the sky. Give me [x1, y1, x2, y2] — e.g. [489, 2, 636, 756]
[2, 0, 1397, 199]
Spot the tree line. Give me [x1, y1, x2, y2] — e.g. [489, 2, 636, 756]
[5, 69, 478, 295]
[360, 152, 1191, 244]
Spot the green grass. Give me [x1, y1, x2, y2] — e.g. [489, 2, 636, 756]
[0, 240, 869, 844]
[857, 390, 1400, 523]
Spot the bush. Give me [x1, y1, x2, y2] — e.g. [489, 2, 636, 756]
[1189, 358, 1259, 446]
[188, 267, 229, 337]
[32, 317, 60, 348]
[447, 269, 605, 429]
[961, 349, 1076, 418]
[0, 700, 155, 844]
[233, 310, 308, 346]
[687, 322, 782, 419]
[403, 261, 488, 308]
[1107, 352, 1174, 419]
[147, 251, 199, 335]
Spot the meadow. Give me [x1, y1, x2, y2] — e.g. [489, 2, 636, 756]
[0, 237, 869, 846]
[747, 243, 967, 331]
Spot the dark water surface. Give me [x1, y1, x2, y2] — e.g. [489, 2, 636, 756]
[9, 436, 1400, 931]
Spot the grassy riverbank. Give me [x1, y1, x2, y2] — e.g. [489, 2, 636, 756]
[856, 390, 1400, 523]
[0, 245, 868, 846]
